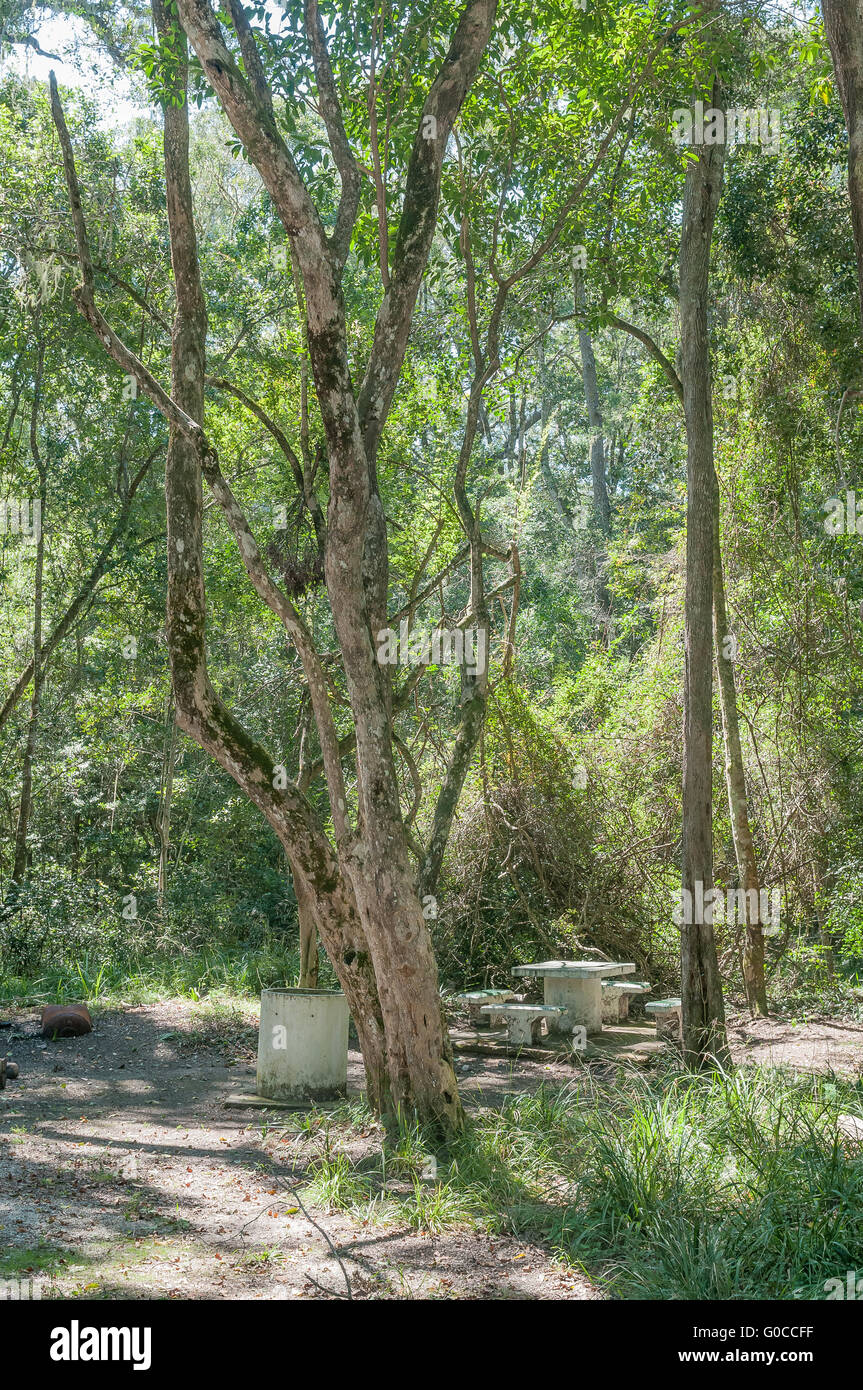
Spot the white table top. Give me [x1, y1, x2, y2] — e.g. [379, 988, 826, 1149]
[511, 960, 637, 980]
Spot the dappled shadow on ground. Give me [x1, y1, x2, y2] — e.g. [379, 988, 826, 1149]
[10, 997, 856, 1298]
[0, 999, 596, 1299]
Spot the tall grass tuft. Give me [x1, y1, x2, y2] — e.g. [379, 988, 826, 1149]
[306, 1064, 863, 1298]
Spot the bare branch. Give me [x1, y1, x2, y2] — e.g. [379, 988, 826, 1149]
[304, 0, 361, 272]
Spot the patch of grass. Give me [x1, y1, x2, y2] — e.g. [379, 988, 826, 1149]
[0, 1243, 88, 1279]
[300, 1066, 863, 1298]
[295, 1108, 479, 1230]
[302, 1151, 374, 1210]
[122, 1193, 156, 1222]
[155, 1215, 193, 1233]
[85, 1167, 125, 1185]
[234, 1247, 287, 1268]
[559, 1065, 863, 1298]
[398, 1176, 478, 1233]
[0, 942, 313, 1009]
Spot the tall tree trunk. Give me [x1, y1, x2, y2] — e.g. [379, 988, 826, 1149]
[157, 697, 177, 908]
[813, 1, 862, 986]
[605, 242, 767, 1019]
[176, 0, 497, 1138]
[679, 75, 729, 1068]
[148, 0, 391, 1110]
[54, 0, 497, 1139]
[712, 469, 768, 1014]
[575, 271, 612, 535]
[574, 270, 613, 640]
[11, 345, 47, 890]
[823, 0, 863, 334]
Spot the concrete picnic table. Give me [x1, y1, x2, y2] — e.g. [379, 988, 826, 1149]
[510, 960, 636, 1035]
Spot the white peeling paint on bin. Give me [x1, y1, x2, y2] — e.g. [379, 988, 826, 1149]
[257, 988, 349, 1103]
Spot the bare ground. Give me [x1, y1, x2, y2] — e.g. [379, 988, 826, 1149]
[0, 998, 597, 1301]
[729, 1010, 863, 1077]
[2, 998, 861, 1301]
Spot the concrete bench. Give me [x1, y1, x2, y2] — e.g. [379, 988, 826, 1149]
[457, 989, 517, 1026]
[646, 998, 682, 1038]
[480, 1003, 565, 1046]
[601, 980, 652, 1023]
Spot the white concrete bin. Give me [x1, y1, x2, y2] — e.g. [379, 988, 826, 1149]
[256, 988, 349, 1103]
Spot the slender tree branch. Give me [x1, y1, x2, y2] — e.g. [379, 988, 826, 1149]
[227, 0, 274, 118]
[605, 312, 684, 404]
[357, 0, 498, 465]
[304, 0, 361, 272]
[206, 375, 326, 544]
[50, 64, 350, 848]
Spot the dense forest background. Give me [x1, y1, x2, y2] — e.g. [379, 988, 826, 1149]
[1, 0, 862, 1021]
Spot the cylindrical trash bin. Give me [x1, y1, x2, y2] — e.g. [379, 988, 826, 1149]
[256, 987, 349, 1103]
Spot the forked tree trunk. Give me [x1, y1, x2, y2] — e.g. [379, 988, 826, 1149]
[163, 0, 469, 1136]
[54, 0, 496, 1139]
[712, 469, 768, 1014]
[679, 74, 729, 1068]
[135, 3, 393, 1111]
[176, 0, 491, 1137]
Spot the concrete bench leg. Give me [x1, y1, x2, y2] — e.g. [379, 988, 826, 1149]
[602, 994, 635, 1023]
[506, 1016, 539, 1046]
[601, 996, 619, 1025]
[654, 1010, 682, 1040]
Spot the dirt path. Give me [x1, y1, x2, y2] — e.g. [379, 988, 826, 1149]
[0, 999, 596, 1301]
